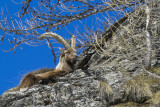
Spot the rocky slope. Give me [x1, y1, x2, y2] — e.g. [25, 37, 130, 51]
[0, 0, 160, 107]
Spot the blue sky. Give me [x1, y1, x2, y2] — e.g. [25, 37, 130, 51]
[0, 1, 65, 95]
[0, 1, 55, 95]
[0, 0, 129, 95]
[0, 0, 97, 95]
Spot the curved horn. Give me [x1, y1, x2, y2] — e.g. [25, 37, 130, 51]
[39, 32, 70, 49]
[71, 35, 76, 49]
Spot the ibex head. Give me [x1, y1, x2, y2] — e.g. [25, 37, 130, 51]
[39, 32, 78, 71]
[60, 48, 77, 64]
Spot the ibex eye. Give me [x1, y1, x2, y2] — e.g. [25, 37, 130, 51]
[66, 52, 70, 54]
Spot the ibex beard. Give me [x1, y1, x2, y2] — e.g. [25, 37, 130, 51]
[17, 33, 77, 91]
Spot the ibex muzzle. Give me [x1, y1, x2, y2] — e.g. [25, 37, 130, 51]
[62, 48, 78, 64]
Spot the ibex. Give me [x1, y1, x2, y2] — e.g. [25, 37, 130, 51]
[17, 32, 77, 91]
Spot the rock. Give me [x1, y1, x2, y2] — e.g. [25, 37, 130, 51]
[1, 0, 160, 106]
[0, 69, 111, 107]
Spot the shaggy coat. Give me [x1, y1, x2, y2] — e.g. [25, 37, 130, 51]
[17, 33, 77, 91]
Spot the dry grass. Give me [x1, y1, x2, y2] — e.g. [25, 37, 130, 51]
[146, 91, 160, 106]
[114, 102, 144, 107]
[94, 0, 159, 73]
[123, 74, 160, 103]
[149, 67, 160, 76]
[99, 81, 113, 100]
[123, 78, 152, 103]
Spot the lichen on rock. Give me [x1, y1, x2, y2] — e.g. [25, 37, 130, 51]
[1, 0, 160, 106]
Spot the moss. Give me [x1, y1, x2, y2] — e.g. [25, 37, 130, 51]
[149, 67, 160, 76]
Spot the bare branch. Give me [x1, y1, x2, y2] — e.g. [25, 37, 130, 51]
[0, 0, 144, 59]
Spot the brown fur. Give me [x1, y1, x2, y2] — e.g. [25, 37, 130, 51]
[11, 33, 78, 91]
[18, 48, 77, 90]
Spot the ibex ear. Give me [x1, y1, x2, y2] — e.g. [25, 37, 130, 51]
[71, 35, 76, 49]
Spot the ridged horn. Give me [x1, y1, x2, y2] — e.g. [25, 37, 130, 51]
[71, 35, 76, 49]
[39, 32, 70, 49]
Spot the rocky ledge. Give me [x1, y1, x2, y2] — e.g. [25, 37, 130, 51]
[1, 0, 160, 107]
